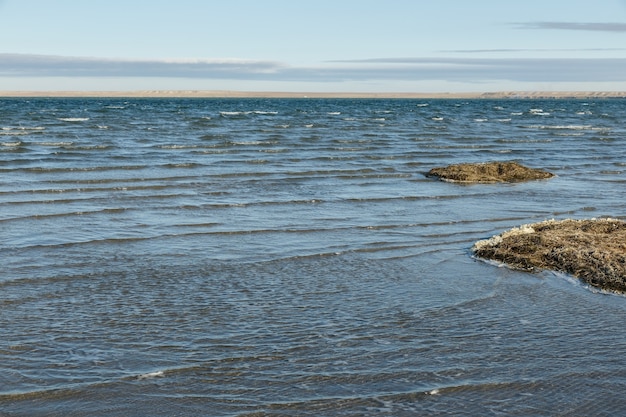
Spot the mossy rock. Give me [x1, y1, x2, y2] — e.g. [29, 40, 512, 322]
[473, 218, 626, 293]
[427, 161, 554, 183]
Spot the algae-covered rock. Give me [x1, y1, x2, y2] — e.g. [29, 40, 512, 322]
[472, 218, 626, 293]
[427, 161, 554, 183]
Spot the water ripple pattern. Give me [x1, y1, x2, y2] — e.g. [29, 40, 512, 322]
[2, 98, 626, 416]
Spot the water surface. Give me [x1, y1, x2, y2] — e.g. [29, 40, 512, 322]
[2, 98, 626, 416]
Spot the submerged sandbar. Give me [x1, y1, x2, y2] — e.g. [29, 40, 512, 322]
[473, 218, 626, 293]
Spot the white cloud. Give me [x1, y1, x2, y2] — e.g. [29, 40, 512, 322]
[441, 48, 626, 54]
[2, 53, 626, 85]
[0, 53, 283, 78]
[516, 22, 626, 32]
[326, 57, 626, 83]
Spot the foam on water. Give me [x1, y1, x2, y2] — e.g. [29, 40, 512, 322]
[136, 371, 165, 380]
[58, 117, 90, 122]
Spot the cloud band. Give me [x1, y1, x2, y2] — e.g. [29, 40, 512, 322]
[2, 53, 626, 83]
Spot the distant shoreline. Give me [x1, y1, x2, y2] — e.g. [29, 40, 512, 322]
[1, 90, 626, 99]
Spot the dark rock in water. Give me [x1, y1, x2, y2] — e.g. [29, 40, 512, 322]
[472, 218, 626, 293]
[427, 161, 554, 183]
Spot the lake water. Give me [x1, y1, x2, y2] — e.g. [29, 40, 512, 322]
[2, 97, 626, 416]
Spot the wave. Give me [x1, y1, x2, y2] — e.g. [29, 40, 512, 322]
[1, 126, 45, 131]
[529, 108, 551, 116]
[39, 141, 74, 146]
[219, 110, 278, 117]
[0, 165, 148, 173]
[57, 117, 90, 122]
[524, 124, 605, 131]
[0, 126, 45, 137]
[158, 144, 198, 149]
[134, 371, 165, 380]
[0, 131, 30, 136]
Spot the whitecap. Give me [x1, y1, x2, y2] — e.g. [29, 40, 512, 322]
[327, 112, 341, 115]
[136, 371, 165, 380]
[0, 130, 28, 136]
[529, 109, 550, 116]
[40, 141, 74, 146]
[159, 144, 193, 149]
[1, 126, 45, 135]
[527, 124, 597, 131]
[58, 117, 90, 122]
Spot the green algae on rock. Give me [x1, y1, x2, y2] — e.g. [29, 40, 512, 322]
[427, 161, 554, 183]
[472, 218, 626, 293]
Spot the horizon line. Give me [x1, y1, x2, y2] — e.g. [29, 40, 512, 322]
[1, 90, 626, 99]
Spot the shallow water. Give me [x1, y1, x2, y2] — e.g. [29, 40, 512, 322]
[2, 98, 626, 416]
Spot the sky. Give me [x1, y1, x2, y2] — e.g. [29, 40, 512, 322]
[1, 0, 626, 92]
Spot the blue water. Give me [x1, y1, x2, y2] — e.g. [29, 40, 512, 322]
[2, 98, 626, 416]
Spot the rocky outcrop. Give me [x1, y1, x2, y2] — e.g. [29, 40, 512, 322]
[472, 218, 626, 293]
[427, 161, 554, 183]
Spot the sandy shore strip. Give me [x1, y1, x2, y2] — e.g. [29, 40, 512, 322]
[1, 90, 626, 98]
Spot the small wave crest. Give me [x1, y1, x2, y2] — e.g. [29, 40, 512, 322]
[529, 108, 551, 116]
[135, 371, 165, 380]
[219, 110, 278, 117]
[523, 124, 607, 131]
[58, 117, 90, 122]
[1, 126, 45, 136]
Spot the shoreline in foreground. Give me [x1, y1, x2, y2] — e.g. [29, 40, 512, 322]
[1, 90, 626, 99]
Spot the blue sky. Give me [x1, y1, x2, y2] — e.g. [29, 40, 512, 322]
[1, 0, 626, 92]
